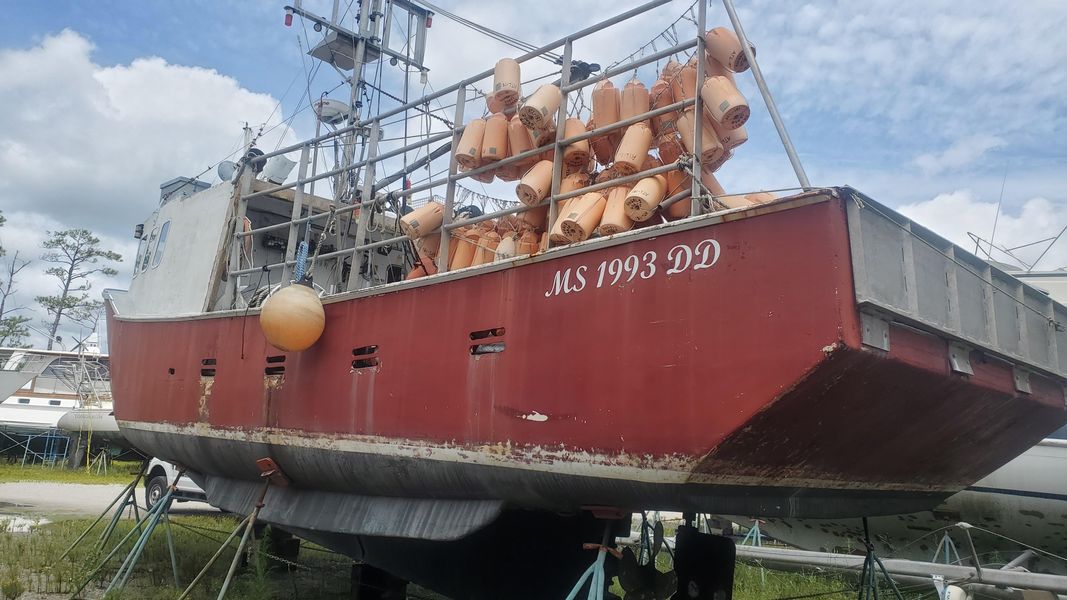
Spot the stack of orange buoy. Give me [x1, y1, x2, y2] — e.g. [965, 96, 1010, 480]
[439, 31, 780, 261]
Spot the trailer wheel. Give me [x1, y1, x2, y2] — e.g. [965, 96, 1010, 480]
[145, 475, 168, 511]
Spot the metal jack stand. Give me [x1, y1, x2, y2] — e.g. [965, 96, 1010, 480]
[564, 522, 619, 600]
[856, 518, 904, 600]
[57, 460, 146, 563]
[178, 457, 289, 600]
[932, 532, 962, 565]
[69, 466, 184, 599]
[740, 519, 766, 585]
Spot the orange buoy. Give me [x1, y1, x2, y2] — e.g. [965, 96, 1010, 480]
[704, 53, 736, 83]
[624, 174, 668, 222]
[560, 171, 591, 193]
[493, 58, 521, 106]
[486, 92, 519, 116]
[746, 191, 777, 204]
[620, 78, 650, 124]
[446, 226, 467, 266]
[591, 80, 620, 130]
[701, 169, 727, 196]
[705, 27, 749, 73]
[418, 231, 441, 261]
[548, 196, 576, 244]
[614, 123, 653, 175]
[649, 79, 678, 136]
[598, 186, 633, 235]
[670, 61, 699, 102]
[508, 115, 537, 165]
[400, 201, 444, 240]
[518, 84, 562, 130]
[405, 263, 428, 280]
[677, 110, 724, 164]
[563, 161, 588, 179]
[449, 229, 481, 270]
[481, 113, 509, 162]
[661, 59, 683, 82]
[701, 76, 749, 130]
[454, 119, 486, 169]
[588, 118, 617, 166]
[410, 250, 439, 277]
[515, 160, 554, 205]
[469, 167, 496, 184]
[522, 204, 549, 231]
[709, 117, 748, 150]
[518, 230, 539, 255]
[664, 169, 692, 220]
[530, 119, 557, 148]
[495, 162, 522, 182]
[562, 118, 590, 167]
[259, 283, 325, 352]
[656, 133, 684, 165]
[471, 231, 501, 267]
[595, 167, 619, 185]
[702, 148, 732, 174]
[559, 191, 607, 242]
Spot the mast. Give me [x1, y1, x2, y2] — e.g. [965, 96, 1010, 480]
[284, 0, 432, 289]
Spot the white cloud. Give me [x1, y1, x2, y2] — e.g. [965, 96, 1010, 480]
[899, 189, 1066, 270]
[913, 134, 1003, 175]
[0, 30, 297, 348]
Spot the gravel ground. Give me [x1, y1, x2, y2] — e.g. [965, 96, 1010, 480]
[0, 481, 218, 519]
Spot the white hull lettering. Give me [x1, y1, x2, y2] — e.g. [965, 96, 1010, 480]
[545, 238, 722, 297]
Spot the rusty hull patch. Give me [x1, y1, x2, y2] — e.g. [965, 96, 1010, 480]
[697, 340, 1064, 490]
[197, 376, 213, 421]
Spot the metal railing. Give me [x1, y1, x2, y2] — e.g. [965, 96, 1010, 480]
[223, 0, 808, 305]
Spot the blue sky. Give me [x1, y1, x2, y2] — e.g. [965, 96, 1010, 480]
[1, 0, 1065, 347]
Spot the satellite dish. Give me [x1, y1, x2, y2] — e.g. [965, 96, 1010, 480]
[314, 98, 351, 126]
[217, 160, 237, 182]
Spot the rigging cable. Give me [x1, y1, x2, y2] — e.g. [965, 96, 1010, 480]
[409, 0, 561, 63]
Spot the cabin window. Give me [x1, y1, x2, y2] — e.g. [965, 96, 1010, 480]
[152, 220, 171, 268]
[140, 227, 159, 273]
[133, 236, 148, 278]
[49, 400, 61, 406]
[17, 398, 30, 404]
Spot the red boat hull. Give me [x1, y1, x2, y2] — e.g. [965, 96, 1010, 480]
[106, 193, 1066, 520]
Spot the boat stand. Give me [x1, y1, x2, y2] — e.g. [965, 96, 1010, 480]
[932, 532, 962, 565]
[563, 523, 620, 600]
[68, 465, 184, 598]
[178, 457, 288, 600]
[57, 460, 146, 563]
[856, 518, 904, 600]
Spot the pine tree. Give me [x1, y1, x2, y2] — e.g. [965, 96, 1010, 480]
[35, 229, 122, 350]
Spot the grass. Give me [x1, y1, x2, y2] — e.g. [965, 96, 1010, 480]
[0, 511, 932, 600]
[0, 514, 355, 599]
[0, 461, 143, 486]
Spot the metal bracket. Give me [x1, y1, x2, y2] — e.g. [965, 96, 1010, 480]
[948, 343, 973, 376]
[860, 313, 890, 352]
[1012, 367, 1031, 394]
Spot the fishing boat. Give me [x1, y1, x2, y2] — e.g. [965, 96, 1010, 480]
[103, 0, 1067, 597]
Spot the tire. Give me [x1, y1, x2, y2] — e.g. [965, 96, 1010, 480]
[145, 475, 168, 511]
